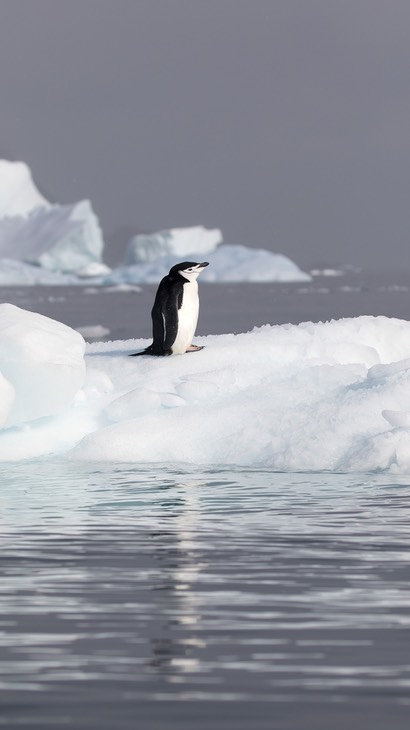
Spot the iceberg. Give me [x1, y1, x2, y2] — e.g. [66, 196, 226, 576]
[0, 259, 80, 285]
[0, 160, 109, 276]
[0, 160, 49, 216]
[0, 162, 309, 284]
[105, 227, 311, 284]
[104, 245, 310, 285]
[3, 305, 410, 473]
[125, 225, 222, 264]
[199, 244, 311, 282]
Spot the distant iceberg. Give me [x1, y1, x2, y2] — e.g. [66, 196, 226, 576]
[0, 259, 81, 285]
[105, 243, 310, 285]
[0, 161, 310, 285]
[0, 160, 49, 216]
[0, 160, 109, 277]
[2, 304, 410, 473]
[200, 244, 311, 282]
[125, 226, 222, 264]
[105, 226, 311, 284]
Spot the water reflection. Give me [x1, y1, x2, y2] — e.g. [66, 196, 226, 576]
[0, 465, 410, 728]
[147, 483, 205, 678]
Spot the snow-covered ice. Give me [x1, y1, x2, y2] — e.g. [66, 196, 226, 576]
[0, 304, 85, 428]
[0, 160, 109, 277]
[3, 305, 410, 472]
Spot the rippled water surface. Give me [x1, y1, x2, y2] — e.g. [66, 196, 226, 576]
[1, 464, 410, 729]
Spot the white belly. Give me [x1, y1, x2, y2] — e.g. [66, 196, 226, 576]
[172, 281, 199, 354]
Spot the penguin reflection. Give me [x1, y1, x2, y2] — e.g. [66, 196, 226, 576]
[148, 482, 205, 677]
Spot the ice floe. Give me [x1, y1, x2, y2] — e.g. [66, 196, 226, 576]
[2, 305, 410, 472]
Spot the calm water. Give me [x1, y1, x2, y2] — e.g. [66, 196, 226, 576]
[1, 464, 410, 729]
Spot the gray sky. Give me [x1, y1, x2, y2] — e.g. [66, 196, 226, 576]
[1, 0, 410, 269]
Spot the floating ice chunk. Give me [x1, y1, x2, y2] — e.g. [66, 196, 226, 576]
[125, 226, 222, 264]
[0, 304, 86, 428]
[76, 325, 111, 340]
[96, 284, 142, 293]
[310, 268, 344, 277]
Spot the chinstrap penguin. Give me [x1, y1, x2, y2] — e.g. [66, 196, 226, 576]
[130, 261, 209, 356]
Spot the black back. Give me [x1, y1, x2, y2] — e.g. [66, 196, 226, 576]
[150, 271, 185, 355]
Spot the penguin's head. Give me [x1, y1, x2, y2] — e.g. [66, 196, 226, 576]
[170, 261, 209, 281]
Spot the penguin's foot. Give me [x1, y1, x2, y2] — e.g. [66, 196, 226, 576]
[129, 346, 172, 356]
[186, 345, 204, 353]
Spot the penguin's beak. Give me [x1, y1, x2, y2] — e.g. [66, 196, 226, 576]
[199, 262, 209, 268]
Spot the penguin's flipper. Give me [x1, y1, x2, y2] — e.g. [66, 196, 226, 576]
[151, 280, 181, 354]
[129, 278, 182, 358]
